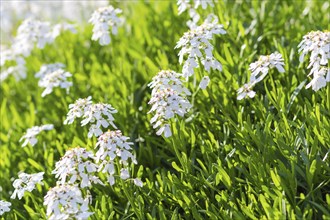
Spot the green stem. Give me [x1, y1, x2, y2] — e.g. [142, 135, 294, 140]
[121, 179, 143, 219]
[327, 84, 330, 110]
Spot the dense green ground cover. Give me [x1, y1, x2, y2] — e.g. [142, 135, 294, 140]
[1, 0, 329, 219]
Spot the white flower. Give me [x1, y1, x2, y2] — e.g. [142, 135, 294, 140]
[89, 5, 123, 46]
[175, 15, 226, 81]
[298, 30, 330, 91]
[12, 18, 53, 57]
[44, 184, 93, 220]
[305, 67, 329, 91]
[11, 172, 44, 200]
[35, 63, 65, 79]
[12, 18, 77, 58]
[64, 97, 117, 138]
[64, 96, 93, 125]
[177, 0, 214, 28]
[120, 169, 130, 180]
[237, 52, 284, 100]
[156, 123, 172, 138]
[148, 70, 192, 137]
[199, 76, 210, 89]
[0, 200, 11, 216]
[133, 178, 143, 187]
[37, 67, 72, 97]
[95, 130, 138, 185]
[52, 147, 103, 188]
[0, 57, 27, 82]
[237, 83, 256, 100]
[249, 52, 285, 84]
[0, 18, 77, 83]
[0, 45, 14, 66]
[19, 124, 54, 147]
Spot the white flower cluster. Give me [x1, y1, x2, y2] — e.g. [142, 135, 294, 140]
[148, 70, 192, 137]
[0, 18, 76, 82]
[52, 147, 103, 188]
[89, 5, 123, 46]
[96, 130, 142, 187]
[177, 0, 214, 29]
[19, 124, 54, 147]
[0, 200, 11, 216]
[237, 52, 285, 100]
[175, 15, 226, 84]
[44, 184, 93, 220]
[0, 53, 26, 82]
[35, 63, 72, 97]
[11, 172, 44, 200]
[64, 96, 118, 138]
[13, 18, 53, 57]
[298, 31, 330, 91]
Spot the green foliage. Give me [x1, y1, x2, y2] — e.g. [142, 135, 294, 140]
[1, 0, 329, 219]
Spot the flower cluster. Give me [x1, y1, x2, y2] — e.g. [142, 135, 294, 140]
[11, 172, 44, 200]
[44, 184, 93, 220]
[12, 18, 53, 57]
[95, 130, 142, 186]
[35, 63, 72, 97]
[177, 0, 214, 29]
[298, 31, 330, 91]
[52, 147, 103, 188]
[19, 124, 54, 147]
[0, 200, 11, 216]
[0, 54, 26, 82]
[175, 15, 226, 84]
[0, 18, 76, 82]
[148, 70, 192, 137]
[237, 52, 285, 100]
[64, 97, 118, 138]
[89, 5, 123, 45]
[1, 1, 101, 42]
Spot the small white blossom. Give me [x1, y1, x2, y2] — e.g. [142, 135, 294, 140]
[64, 97, 117, 138]
[120, 168, 130, 180]
[237, 52, 285, 100]
[305, 67, 329, 91]
[249, 52, 285, 84]
[237, 83, 256, 100]
[298, 30, 330, 91]
[148, 70, 192, 137]
[199, 75, 210, 89]
[12, 18, 53, 57]
[0, 200, 11, 216]
[64, 96, 93, 125]
[44, 184, 93, 220]
[12, 18, 77, 58]
[177, 0, 214, 28]
[89, 5, 123, 46]
[35, 63, 65, 79]
[0, 57, 27, 82]
[95, 130, 138, 185]
[19, 124, 54, 147]
[38, 67, 72, 97]
[52, 147, 103, 188]
[1, 18, 76, 83]
[0, 45, 14, 66]
[0, 45, 26, 81]
[175, 15, 226, 82]
[133, 178, 143, 187]
[11, 172, 44, 200]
